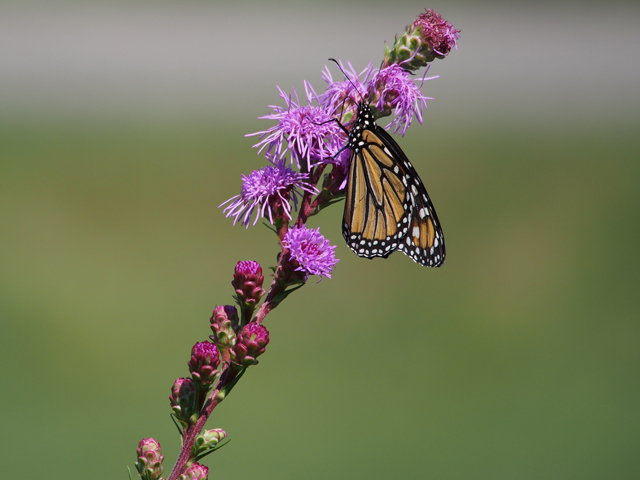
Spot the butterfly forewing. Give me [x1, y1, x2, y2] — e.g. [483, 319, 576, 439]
[342, 102, 445, 267]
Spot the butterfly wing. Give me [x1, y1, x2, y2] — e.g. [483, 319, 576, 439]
[342, 119, 445, 267]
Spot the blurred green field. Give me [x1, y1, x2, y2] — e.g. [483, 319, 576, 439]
[1, 116, 638, 479]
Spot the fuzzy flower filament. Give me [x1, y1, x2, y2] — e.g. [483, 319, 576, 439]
[219, 160, 317, 228]
[282, 226, 339, 280]
[248, 84, 347, 170]
[320, 60, 372, 123]
[367, 63, 434, 135]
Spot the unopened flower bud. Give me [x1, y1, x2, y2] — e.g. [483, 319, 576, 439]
[232, 261, 266, 323]
[232, 323, 270, 366]
[188, 341, 221, 389]
[180, 462, 208, 480]
[384, 9, 460, 71]
[210, 305, 238, 349]
[191, 428, 228, 458]
[135, 438, 164, 480]
[170, 377, 198, 427]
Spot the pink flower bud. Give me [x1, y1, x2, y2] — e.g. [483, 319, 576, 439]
[232, 261, 266, 323]
[170, 377, 197, 427]
[210, 305, 238, 349]
[188, 341, 221, 389]
[180, 462, 208, 480]
[232, 323, 270, 366]
[135, 437, 164, 480]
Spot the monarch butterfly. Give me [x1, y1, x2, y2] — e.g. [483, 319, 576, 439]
[340, 101, 446, 267]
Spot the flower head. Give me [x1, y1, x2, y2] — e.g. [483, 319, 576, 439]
[282, 226, 339, 280]
[383, 9, 460, 70]
[248, 83, 346, 170]
[414, 9, 460, 58]
[320, 60, 372, 122]
[219, 159, 317, 227]
[368, 64, 433, 135]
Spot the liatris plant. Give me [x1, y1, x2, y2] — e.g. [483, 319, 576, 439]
[131, 9, 459, 480]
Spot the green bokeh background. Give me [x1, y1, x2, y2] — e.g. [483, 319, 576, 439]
[1, 1, 639, 479]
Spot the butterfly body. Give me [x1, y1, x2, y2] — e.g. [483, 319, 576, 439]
[342, 102, 445, 267]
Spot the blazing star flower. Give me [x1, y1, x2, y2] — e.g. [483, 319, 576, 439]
[219, 160, 317, 227]
[247, 82, 346, 170]
[320, 60, 372, 120]
[282, 226, 339, 280]
[414, 8, 460, 57]
[368, 63, 434, 135]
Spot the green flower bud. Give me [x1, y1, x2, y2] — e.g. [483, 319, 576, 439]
[191, 428, 228, 458]
[170, 377, 198, 427]
[210, 305, 238, 350]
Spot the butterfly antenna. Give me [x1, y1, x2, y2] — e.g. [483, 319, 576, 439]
[328, 58, 364, 104]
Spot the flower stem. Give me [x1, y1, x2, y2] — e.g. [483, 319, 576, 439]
[166, 368, 229, 480]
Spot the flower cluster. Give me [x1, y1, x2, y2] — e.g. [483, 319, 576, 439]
[220, 10, 459, 272]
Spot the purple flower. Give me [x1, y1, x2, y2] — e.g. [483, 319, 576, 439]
[219, 160, 317, 227]
[247, 83, 346, 170]
[282, 226, 339, 280]
[414, 9, 460, 57]
[320, 60, 372, 119]
[368, 64, 434, 135]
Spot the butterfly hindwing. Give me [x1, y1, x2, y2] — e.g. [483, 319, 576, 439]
[342, 103, 445, 267]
